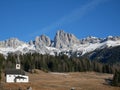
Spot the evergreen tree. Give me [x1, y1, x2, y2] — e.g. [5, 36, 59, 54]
[0, 54, 5, 83]
[112, 71, 120, 86]
[3, 52, 120, 74]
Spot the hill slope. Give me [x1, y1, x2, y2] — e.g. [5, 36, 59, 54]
[2, 71, 120, 90]
[85, 46, 120, 64]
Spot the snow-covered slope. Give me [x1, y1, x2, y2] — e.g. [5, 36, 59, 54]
[0, 30, 120, 57]
[0, 43, 36, 56]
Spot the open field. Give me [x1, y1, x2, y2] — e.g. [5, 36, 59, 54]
[1, 70, 120, 90]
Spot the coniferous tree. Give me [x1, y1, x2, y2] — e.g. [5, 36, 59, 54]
[112, 71, 120, 86]
[3, 52, 120, 74]
[0, 54, 5, 83]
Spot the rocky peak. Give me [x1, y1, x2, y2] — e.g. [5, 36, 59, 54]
[29, 40, 34, 45]
[106, 36, 120, 41]
[0, 30, 120, 57]
[40, 35, 51, 46]
[34, 35, 51, 47]
[101, 36, 120, 42]
[0, 38, 25, 48]
[81, 36, 102, 44]
[54, 30, 80, 48]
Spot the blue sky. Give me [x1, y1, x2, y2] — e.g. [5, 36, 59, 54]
[0, 0, 120, 42]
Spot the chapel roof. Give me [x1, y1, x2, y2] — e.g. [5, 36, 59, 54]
[5, 69, 25, 75]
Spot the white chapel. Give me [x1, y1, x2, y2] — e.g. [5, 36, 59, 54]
[5, 57, 29, 83]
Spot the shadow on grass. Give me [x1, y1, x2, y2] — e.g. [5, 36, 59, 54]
[103, 78, 113, 86]
[104, 78, 120, 88]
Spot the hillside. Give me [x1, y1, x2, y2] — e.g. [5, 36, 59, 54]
[85, 46, 120, 64]
[1, 70, 120, 90]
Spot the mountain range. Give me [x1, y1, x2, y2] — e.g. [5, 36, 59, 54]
[0, 30, 120, 57]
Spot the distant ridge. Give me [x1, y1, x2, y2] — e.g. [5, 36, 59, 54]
[0, 30, 120, 56]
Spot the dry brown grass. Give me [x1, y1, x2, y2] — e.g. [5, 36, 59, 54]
[1, 70, 120, 90]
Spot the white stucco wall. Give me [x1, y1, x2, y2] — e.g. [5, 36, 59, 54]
[16, 76, 29, 83]
[6, 74, 15, 83]
[6, 74, 29, 83]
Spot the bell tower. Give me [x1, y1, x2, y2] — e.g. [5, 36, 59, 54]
[16, 56, 21, 69]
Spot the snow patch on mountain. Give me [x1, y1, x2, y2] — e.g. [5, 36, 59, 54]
[0, 30, 120, 57]
[0, 44, 36, 56]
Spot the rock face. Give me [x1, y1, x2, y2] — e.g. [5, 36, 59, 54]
[103, 36, 120, 42]
[81, 36, 102, 44]
[39, 35, 51, 46]
[0, 38, 25, 48]
[54, 30, 80, 48]
[33, 35, 51, 54]
[0, 30, 120, 57]
[34, 35, 51, 47]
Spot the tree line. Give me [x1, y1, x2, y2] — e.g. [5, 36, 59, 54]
[0, 53, 119, 74]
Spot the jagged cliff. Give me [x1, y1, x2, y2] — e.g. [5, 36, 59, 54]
[0, 30, 120, 56]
